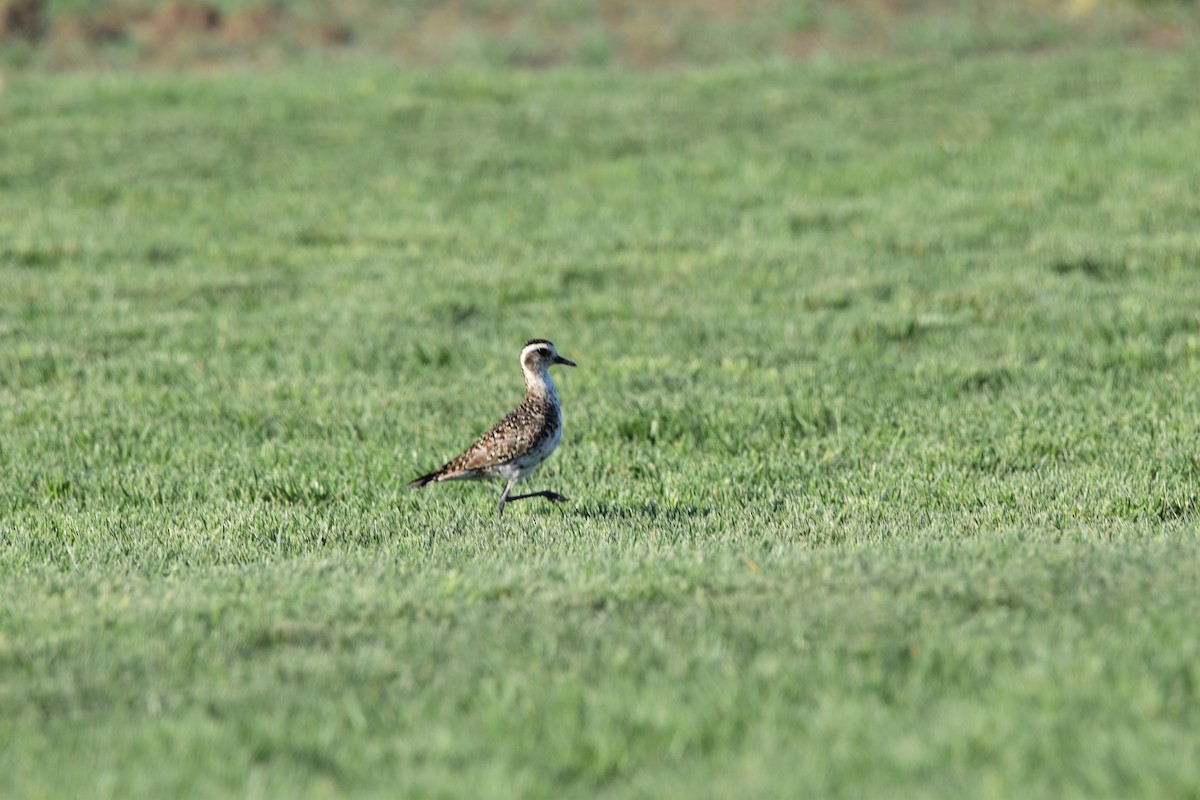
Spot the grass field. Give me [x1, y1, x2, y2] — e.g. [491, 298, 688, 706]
[2, 30, 1200, 799]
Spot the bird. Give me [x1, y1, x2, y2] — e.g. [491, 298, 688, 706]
[408, 339, 576, 516]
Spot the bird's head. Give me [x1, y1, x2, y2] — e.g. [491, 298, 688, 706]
[520, 339, 576, 374]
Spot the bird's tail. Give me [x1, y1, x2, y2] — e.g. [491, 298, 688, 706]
[408, 470, 441, 489]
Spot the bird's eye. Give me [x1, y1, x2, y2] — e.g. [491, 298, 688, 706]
[538, 348, 552, 357]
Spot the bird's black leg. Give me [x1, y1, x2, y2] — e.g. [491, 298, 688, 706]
[505, 490, 569, 505]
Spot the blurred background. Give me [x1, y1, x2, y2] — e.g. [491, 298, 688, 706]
[2, 0, 1198, 72]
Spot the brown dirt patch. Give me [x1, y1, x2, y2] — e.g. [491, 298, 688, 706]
[222, 6, 282, 44]
[144, 0, 221, 45]
[0, 0, 44, 42]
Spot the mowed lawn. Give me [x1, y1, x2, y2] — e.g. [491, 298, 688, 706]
[1, 46, 1199, 798]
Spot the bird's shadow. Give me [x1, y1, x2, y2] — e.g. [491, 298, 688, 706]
[567, 500, 713, 521]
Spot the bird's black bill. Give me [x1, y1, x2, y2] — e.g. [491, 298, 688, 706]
[554, 355, 577, 367]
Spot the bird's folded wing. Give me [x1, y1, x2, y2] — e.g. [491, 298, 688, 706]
[446, 412, 531, 472]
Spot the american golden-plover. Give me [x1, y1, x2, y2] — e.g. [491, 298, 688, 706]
[409, 339, 576, 515]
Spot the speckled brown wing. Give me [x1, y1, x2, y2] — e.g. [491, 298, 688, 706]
[437, 398, 557, 479]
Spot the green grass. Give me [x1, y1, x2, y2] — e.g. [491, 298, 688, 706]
[2, 45, 1200, 798]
